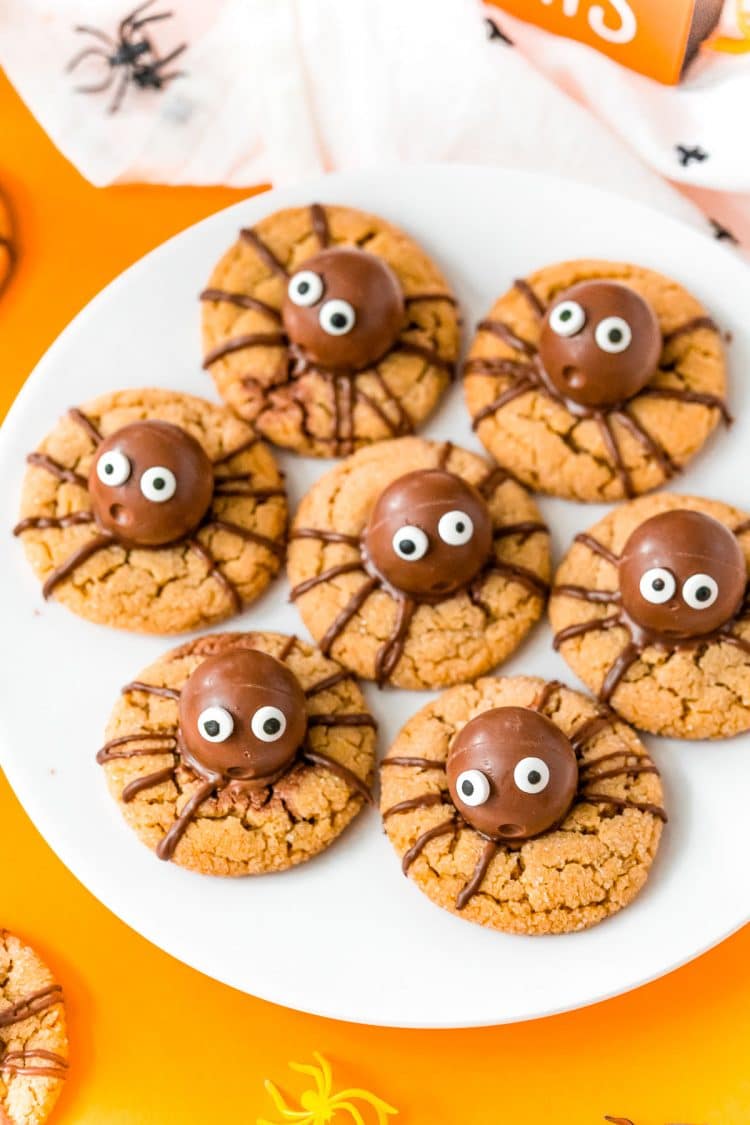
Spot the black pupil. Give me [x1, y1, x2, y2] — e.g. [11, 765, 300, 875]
[609, 328, 623, 343]
[559, 308, 572, 321]
[298, 280, 310, 294]
[460, 779, 474, 796]
[652, 578, 665, 591]
[153, 477, 166, 491]
[331, 312, 348, 329]
[399, 539, 416, 556]
[204, 719, 220, 737]
[263, 717, 281, 735]
[105, 463, 114, 475]
[695, 586, 712, 602]
[456, 521, 465, 533]
[528, 770, 541, 785]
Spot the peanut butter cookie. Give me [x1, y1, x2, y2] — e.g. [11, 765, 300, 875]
[0, 931, 68, 1125]
[287, 437, 550, 690]
[464, 260, 728, 501]
[380, 676, 665, 935]
[98, 631, 376, 875]
[201, 203, 460, 456]
[14, 388, 287, 633]
[549, 493, 750, 738]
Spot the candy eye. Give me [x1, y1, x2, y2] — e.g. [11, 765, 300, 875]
[319, 298, 356, 336]
[682, 573, 719, 610]
[513, 756, 550, 794]
[391, 525, 429, 562]
[594, 316, 632, 353]
[455, 768, 491, 807]
[96, 449, 131, 487]
[639, 567, 676, 605]
[549, 300, 585, 337]
[250, 705, 287, 742]
[197, 706, 234, 742]
[288, 270, 324, 307]
[437, 510, 474, 546]
[140, 466, 177, 502]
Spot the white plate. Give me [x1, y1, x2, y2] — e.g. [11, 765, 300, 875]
[1, 166, 749, 1029]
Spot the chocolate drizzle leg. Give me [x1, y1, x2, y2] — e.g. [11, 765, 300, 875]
[156, 778, 216, 861]
[456, 839, 497, 910]
[0, 985, 63, 1029]
[401, 818, 456, 874]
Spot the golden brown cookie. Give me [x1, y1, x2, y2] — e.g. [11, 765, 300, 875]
[201, 203, 460, 457]
[14, 388, 287, 633]
[0, 932, 68, 1125]
[287, 437, 550, 690]
[549, 493, 750, 739]
[97, 631, 376, 875]
[464, 260, 728, 502]
[380, 676, 665, 935]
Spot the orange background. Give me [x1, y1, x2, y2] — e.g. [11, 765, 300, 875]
[1, 69, 749, 1125]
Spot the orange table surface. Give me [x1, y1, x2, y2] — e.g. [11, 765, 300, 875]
[1, 69, 749, 1125]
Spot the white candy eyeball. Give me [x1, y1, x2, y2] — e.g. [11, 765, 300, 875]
[639, 567, 676, 605]
[549, 300, 585, 337]
[513, 756, 550, 794]
[140, 466, 177, 503]
[455, 768, 491, 807]
[96, 449, 131, 487]
[594, 316, 632, 353]
[438, 510, 474, 546]
[198, 706, 234, 742]
[250, 705, 287, 742]
[391, 525, 429, 562]
[682, 573, 719, 610]
[288, 270, 324, 307]
[319, 298, 356, 336]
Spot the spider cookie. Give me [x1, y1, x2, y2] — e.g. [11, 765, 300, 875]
[464, 260, 728, 501]
[380, 676, 665, 935]
[287, 437, 550, 690]
[0, 187, 13, 295]
[97, 631, 376, 874]
[201, 203, 460, 456]
[550, 493, 750, 739]
[0, 931, 68, 1125]
[14, 388, 287, 633]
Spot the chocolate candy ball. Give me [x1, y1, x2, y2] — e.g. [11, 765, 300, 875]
[538, 280, 661, 408]
[446, 706, 578, 841]
[362, 469, 493, 600]
[282, 247, 404, 371]
[619, 509, 746, 639]
[178, 649, 307, 787]
[89, 421, 214, 548]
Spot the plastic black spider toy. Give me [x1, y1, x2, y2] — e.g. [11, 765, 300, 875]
[66, 0, 187, 114]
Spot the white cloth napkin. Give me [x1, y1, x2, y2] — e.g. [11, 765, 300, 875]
[0, 0, 733, 241]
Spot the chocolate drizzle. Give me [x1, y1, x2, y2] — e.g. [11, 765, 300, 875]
[122, 765, 175, 803]
[0, 1048, 68, 1079]
[187, 539, 243, 613]
[121, 681, 180, 701]
[67, 406, 102, 444]
[200, 288, 281, 320]
[42, 533, 113, 599]
[239, 227, 289, 278]
[301, 748, 373, 803]
[26, 452, 87, 490]
[202, 332, 287, 368]
[310, 202, 330, 249]
[456, 839, 497, 911]
[401, 818, 456, 873]
[465, 282, 727, 496]
[96, 731, 178, 763]
[0, 985, 62, 1029]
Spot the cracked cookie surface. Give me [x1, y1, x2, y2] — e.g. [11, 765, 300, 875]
[463, 260, 727, 502]
[99, 631, 376, 875]
[14, 388, 287, 633]
[201, 203, 460, 456]
[0, 931, 68, 1125]
[287, 437, 550, 690]
[380, 676, 664, 935]
[549, 493, 750, 739]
